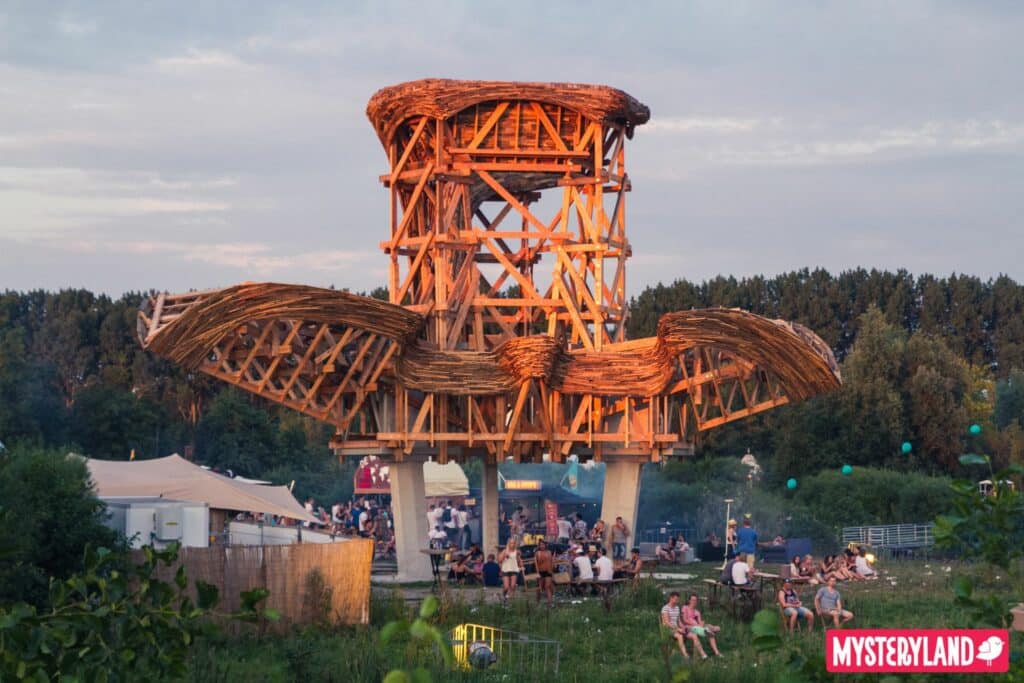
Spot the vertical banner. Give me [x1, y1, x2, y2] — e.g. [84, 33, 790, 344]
[544, 500, 559, 539]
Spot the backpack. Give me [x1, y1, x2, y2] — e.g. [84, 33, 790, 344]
[441, 507, 452, 524]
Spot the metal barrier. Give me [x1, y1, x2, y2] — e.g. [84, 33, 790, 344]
[450, 623, 560, 677]
[841, 523, 934, 556]
[639, 526, 697, 545]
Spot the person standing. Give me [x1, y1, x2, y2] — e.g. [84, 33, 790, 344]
[572, 513, 588, 541]
[498, 538, 524, 602]
[534, 540, 555, 605]
[610, 517, 630, 560]
[443, 501, 458, 545]
[556, 515, 572, 543]
[736, 517, 759, 569]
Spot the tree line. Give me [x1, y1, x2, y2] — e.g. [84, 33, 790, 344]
[2, 268, 1024, 495]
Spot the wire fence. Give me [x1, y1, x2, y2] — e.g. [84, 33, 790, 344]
[450, 623, 560, 678]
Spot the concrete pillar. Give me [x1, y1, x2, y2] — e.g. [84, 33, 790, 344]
[481, 460, 500, 558]
[390, 459, 433, 581]
[600, 460, 644, 544]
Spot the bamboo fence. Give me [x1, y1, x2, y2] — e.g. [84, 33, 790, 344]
[140, 539, 373, 627]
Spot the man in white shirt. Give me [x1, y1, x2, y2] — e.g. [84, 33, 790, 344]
[731, 557, 751, 586]
[426, 504, 439, 532]
[573, 548, 594, 581]
[594, 548, 614, 582]
[556, 515, 572, 542]
[428, 525, 448, 549]
[358, 508, 370, 536]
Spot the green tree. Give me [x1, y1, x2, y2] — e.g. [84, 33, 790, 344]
[0, 446, 119, 607]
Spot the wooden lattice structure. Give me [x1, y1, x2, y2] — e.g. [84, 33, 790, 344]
[138, 79, 841, 464]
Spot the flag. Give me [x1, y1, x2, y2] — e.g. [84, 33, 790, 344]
[129, 448, 136, 461]
[561, 460, 578, 491]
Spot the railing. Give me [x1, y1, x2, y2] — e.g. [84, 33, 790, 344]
[639, 526, 697, 545]
[450, 623, 560, 676]
[841, 523, 934, 550]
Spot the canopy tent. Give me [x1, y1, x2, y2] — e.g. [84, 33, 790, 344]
[353, 458, 469, 498]
[86, 454, 316, 523]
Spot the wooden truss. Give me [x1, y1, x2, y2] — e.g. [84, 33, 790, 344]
[381, 99, 630, 352]
[138, 80, 841, 464]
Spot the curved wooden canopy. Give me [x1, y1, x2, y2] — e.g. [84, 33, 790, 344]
[140, 284, 839, 400]
[366, 78, 650, 148]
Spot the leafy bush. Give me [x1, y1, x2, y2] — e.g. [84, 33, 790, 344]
[0, 543, 277, 682]
[0, 445, 119, 607]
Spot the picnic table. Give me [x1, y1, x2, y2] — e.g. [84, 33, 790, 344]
[702, 578, 762, 620]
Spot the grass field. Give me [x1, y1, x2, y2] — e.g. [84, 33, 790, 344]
[184, 559, 1022, 682]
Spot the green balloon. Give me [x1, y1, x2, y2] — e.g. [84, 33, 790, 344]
[841, 465, 853, 475]
[786, 478, 798, 490]
[969, 424, 982, 435]
[901, 442, 912, 454]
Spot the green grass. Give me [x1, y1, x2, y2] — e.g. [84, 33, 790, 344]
[185, 560, 1022, 682]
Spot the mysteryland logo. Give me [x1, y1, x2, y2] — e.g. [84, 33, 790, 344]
[826, 629, 1009, 673]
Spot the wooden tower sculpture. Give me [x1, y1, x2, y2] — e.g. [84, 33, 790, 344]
[138, 79, 840, 575]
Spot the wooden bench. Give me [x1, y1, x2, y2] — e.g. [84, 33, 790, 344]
[572, 578, 629, 611]
[703, 579, 761, 619]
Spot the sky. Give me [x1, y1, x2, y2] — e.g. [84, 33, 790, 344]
[1, 1, 1022, 298]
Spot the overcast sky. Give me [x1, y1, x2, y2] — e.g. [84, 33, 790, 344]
[2, 1, 1022, 298]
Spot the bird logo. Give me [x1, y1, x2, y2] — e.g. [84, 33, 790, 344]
[976, 635, 1004, 666]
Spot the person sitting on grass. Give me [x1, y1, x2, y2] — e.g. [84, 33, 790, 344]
[656, 536, 678, 563]
[453, 543, 483, 584]
[822, 554, 851, 581]
[788, 555, 803, 580]
[814, 577, 854, 628]
[842, 549, 867, 581]
[800, 554, 821, 584]
[777, 579, 814, 632]
[681, 593, 723, 659]
[660, 592, 690, 660]
[854, 547, 878, 579]
[482, 553, 502, 587]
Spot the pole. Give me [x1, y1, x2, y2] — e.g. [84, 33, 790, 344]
[722, 498, 734, 569]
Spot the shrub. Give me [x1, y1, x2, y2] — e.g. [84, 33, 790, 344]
[0, 445, 119, 606]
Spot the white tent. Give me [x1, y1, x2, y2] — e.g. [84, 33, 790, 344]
[423, 461, 469, 498]
[86, 454, 317, 523]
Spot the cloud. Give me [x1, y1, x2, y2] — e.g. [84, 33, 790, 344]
[155, 49, 246, 71]
[639, 118, 1024, 175]
[55, 239, 370, 274]
[646, 116, 763, 134]
[56, 16, 97, 36]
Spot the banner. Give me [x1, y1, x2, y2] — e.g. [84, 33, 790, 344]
[561, 460, 579, 491]
[826, 629, 1008, 674]
[544, 500, 559, 538]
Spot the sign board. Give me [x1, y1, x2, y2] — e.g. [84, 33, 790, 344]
[544, 500, 558, 538]
[504, 479, 542, 491]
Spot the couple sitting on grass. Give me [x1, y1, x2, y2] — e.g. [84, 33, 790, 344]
[660, 592, 724, 660]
